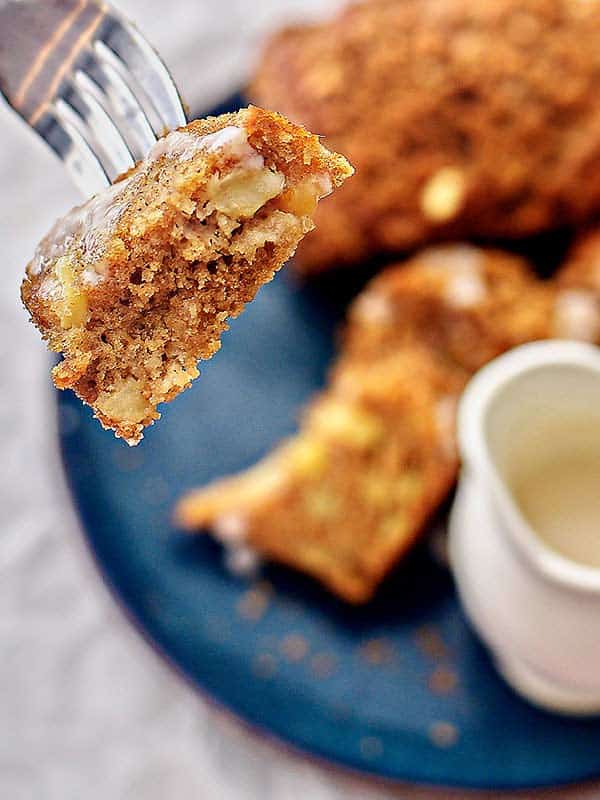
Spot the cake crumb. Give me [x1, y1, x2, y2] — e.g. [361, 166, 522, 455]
[22, 107, 352, 444]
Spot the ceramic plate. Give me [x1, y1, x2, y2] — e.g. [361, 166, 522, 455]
[58, 95, 600, 790]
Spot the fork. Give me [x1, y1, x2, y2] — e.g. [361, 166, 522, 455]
[0, 0, 187, 196]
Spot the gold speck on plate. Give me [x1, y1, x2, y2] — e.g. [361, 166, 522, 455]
[357, 637, 397, 666]
[429, 721, 459, 749]
[280, 634, 309, 663]
[310, 652, 337, 679]
[414, 625, 449, 659]
[428, 665, 459, 695]
[252, 652, 278, 679]
[236, 581, 272, 622]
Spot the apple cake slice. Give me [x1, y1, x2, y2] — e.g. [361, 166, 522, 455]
[176, 346, 464, 603]
[22, 106, 352, 443]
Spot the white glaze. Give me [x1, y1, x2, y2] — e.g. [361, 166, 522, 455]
[311, 172, 333, 199]
[351, 291, 394, 324]
[514, 455, 600, 568]
[198, 125, 264, 171]
[37, 276, 62, 301]
[416, 244, 488, 309]
[147, 125, 263, 173]
[445, 269, 487, 309]
[421, 243, 484, 273]
[29, 125, 265, 283]
[213, 513, 248, 544]
[29, 177, 135, 279]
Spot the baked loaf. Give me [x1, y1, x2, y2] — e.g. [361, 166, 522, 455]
[22, 107, 352, 443]
[251, 0, 600, 274]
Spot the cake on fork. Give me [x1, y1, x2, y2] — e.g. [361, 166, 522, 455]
[21, 106, 352, 444]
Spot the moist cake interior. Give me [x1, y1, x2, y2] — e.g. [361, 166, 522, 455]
[22, 109, 352, 443]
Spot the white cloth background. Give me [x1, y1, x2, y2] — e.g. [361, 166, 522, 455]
[0, 1, 597, 797]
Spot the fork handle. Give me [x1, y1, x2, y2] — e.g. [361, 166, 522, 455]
[0, 0, 107, 125]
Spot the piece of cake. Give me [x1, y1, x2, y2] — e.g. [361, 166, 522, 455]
[344, 242, 600, 364]
[22, 106, 353, 443]
[342, 245, 554, 373]
[176, 347, 464, 603]
[250, 0, 600, 273]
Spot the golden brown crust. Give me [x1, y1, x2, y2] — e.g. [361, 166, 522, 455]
[251, 0, 600, 273]
[21, 107, 352, 444]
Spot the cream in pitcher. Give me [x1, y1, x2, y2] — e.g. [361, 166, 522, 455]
[499, 405, 600, 569]
[515, 452, 600, 570]
[450, 341, 600, 715]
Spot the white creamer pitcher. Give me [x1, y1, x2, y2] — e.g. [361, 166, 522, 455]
[449, 341, 600, 715]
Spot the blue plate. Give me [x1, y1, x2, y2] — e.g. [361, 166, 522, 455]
[58, 96, 600, 790]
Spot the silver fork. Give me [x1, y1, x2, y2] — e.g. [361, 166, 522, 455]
[0, 0, 187, 196]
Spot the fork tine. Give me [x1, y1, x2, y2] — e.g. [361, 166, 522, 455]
[60, 79, 136, 180]
[97, 15, 186, 136]
[35, 106, 110, 196]
[0, 0, 187, 197]
[77, 46, 156, 162]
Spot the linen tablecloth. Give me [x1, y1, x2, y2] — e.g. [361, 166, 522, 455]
[1, 2, 597, 796]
